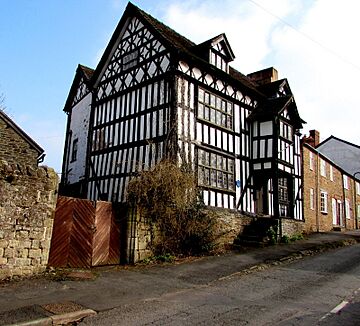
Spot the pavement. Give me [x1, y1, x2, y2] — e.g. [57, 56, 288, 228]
[1, 230, 360, 326]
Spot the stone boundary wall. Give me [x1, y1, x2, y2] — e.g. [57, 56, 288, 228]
[281, 218, 305, 237]
[130, 208, 254, 262]
[208, 208, 253, 249]
[0, 160, 58, 279]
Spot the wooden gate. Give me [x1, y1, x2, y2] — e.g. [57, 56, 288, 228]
[48, 196, 120, 268]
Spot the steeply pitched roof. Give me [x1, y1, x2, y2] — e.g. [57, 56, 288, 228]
[317, 135, 360, 151]
[67, 1, 304, 125]
[247, 95, 292, 121]
[91, 2, 264, 98]
[63, 64, 94, 112]
[79, 64, 94, 81]
[257, 79, 288, 97]
[247, 95, 305, 129]
[194, 33, 235, 61]
[0, 110, 44, 156]
[303, 142, 358, 180]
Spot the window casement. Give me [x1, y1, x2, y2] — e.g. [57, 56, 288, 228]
[329, 165, 334, 181]
[310, 188, 314, 210]
[343, 175, 349, 189]
[320, 159, 326, 177]
[198, 149, 235, 191]
[357, 204, 360, 218]
[356, 181, 360, 195]
[320, 191, 328, 213]
[71, 138, 78, 162]
[210, 49, 228, 72]
[278, 177, 289, 217]
[198, 88, 233, 130]
[309, 152, 314, 171]
[279, 120, 293, 141]
[345, 199, 351, 219]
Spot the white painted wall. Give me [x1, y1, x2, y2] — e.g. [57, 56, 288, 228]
[67, 93, 91, 184]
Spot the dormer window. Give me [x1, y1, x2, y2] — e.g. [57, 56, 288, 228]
[195, 34, 235, 73]
[210, 49, 228, 72]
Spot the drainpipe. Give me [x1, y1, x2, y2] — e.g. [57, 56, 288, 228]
[315, 152, 320, 232]
[354, 172, 360, 229]
[342, 173, 347, 229]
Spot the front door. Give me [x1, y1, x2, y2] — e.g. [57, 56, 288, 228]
[337, 200, 343, 226]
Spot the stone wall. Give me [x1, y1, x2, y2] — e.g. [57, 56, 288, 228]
[207, 208, 253, 249]
[0, 160, 58, 279]
[0, 116, 40, 166]
[281, 218, 305, 237]
[130, 208, 254, 262]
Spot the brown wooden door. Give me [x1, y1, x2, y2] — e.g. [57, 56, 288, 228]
[48, 196, 121, 268]
[48, 196, 94, 268]
[92, 201, 120, 266]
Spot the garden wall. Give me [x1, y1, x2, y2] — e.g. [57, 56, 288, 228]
[0, 160, 58, 279]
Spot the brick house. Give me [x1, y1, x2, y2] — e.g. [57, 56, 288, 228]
[302, 130, 360, 232]
[0, 110, 45, 166]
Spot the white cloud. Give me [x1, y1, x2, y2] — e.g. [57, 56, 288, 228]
[163, 0, 300, 71]
[162, 0, 360, 146]
[270, 0, 360, 145]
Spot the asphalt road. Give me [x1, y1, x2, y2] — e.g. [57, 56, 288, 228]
[81, 244, 360, 325]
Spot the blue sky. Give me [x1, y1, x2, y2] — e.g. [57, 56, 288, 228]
[1, 0, 360, 173]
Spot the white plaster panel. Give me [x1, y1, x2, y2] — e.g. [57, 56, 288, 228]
[67, 93, 92, 184]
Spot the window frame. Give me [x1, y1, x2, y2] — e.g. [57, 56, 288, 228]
[71, 138, 78, 162]
[345, 199, 351, 219]
[320, 190, 328, 213]
[343, 175, 349, 189]
[197, 148, 235, 192]
[329, 165, 334, 181]
[320, 159, 326, 177]
[309, 152, 314, 171]
[198, 88, 233, 130]
[310, 188, 314, 210]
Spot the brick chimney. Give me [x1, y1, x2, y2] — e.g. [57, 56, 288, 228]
[302, 130, 320, 147]
[247, 67, 278, 85]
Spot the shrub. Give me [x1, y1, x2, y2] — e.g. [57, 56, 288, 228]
[280, 235, 290, 244]
[267, 225, 278, 245]
[127, 160, 218, 256]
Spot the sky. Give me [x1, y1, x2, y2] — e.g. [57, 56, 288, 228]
[1, 0, 360, 174]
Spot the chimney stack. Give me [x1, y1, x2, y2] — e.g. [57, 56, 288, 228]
[247, 67, 278, 85]
[302, 130, 320, 147]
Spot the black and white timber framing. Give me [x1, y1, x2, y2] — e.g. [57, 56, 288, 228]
[60, 2, 305, 220]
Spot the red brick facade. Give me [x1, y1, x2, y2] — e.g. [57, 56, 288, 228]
[302, 143, 359, 232]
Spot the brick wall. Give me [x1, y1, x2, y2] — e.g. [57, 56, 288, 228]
[0, 116, 40, 166]
[0, 160, 58, 279]
[302, 145, 357, 232]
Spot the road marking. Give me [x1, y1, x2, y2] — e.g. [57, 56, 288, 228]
[330, 300, 349, 314]
[319, 300, 350, 321]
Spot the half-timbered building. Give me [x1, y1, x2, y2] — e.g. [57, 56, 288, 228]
[60, 2, 305, 221]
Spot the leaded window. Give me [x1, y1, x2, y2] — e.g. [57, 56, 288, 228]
[279, 177, 289, 217]
[198, 89, 233, 129]
[279, 120, 292, 141]
[71, 138, 78, 162]
[198, 149, 234, 191]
